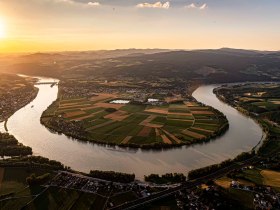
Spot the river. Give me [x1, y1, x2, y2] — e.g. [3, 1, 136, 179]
[0, 77, 263, 179]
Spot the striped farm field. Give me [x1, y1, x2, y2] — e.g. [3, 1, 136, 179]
[261, 170, 280, 187]
[155, 128, 160, 136]
[58, 104, 93, 111]
[169, 108, 190, 113]
[121, 136, 133, 144]
[104, 110, 130, 121]
[184, 102, 200, 107]
[42, 94, 228, 147]
[60, 98, 87, 104]
[187, 106, 210, 110]
[190, 111, 214, 115]
[86, 120, 115, 131]
[161, 129, 182, 144]
[182, 129, 206, 139]
[191, 127, 214, 133]
[188, 128, 212, 136]
[161, 134, 172, 144]
[167, 115, 194, 121]
[137, 126, 152, 137]
[64, 110, 86, 118]
[71, 110, 105, 121]
[193, 123, 219, 131]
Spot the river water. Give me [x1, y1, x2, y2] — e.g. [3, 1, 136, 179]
[0, 77, 263, 179]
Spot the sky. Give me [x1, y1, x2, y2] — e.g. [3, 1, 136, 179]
[0, 0, 280, 52]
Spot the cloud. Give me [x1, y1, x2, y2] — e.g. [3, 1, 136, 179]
[186, 3, 195, 9]
[136, 1, 170, 9]
[88, 2, 100, 6]
[56, 0, 75, 4]
[199, 3, 207, 10]
[53, 0, 101, 7]
[186, 3, 207, 10]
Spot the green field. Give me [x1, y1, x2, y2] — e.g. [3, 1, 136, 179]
[41, 93, 228, 147]
[22, 186, 107, 210]
[0, 168, 110, 210]
[0, 167, 53, 196]
[216, 83, 280, 155]
[0, 167, 56, 210]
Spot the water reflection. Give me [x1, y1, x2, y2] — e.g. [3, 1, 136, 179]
[0, 77, 263, 179]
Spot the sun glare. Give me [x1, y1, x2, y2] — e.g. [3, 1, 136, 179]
[0, 19, 6, 38]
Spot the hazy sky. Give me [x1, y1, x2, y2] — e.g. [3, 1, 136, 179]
[0, 0, 279, 52]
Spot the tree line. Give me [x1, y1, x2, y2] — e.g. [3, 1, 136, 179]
[89, 170, 135, 183]
[0, 132, 32, 156]
[144, 173, 186, 184]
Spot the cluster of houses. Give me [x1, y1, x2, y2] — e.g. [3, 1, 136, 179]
[0, 85, 37, 122]
[60, 80, 189, 104]
[175, 185, 232, 210]
[174, 179, 280, 210]
[47, 117, 85, 136]
[253, 191, 279, 210]
[48, 171, 167, 208]
[231, 181, 280, 209]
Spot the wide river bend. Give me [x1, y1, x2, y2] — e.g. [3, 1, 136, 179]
[0, 77, 263, 179]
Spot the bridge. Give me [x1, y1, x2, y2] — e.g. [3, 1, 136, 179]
[35, 82, 57, 85]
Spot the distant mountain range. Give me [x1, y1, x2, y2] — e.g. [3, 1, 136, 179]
[1, 48, 280, 83]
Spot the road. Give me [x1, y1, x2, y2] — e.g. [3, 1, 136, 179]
[108, 156, 262, 210]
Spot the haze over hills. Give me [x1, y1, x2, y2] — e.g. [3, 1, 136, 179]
[1, 48, 279, 83]
[2, 0, 280, 209]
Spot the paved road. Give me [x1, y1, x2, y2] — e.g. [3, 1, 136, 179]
[109, 156, 262, 210]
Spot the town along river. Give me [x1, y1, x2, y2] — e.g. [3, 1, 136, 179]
[0, 77, 263, 179]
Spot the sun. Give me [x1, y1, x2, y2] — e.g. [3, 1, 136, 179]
[0, 19, 6, 39]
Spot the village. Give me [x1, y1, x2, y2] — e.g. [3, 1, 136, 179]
[0, 75, 38, 122]
[48, 171, 170, 209]
[59, 79, 191, 102]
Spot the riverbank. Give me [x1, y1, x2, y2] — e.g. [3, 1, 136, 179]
[186, 84, 280, 179]
[213, 85, 275, 155]
[40, 103, 229, 150]
[4, 120, 8, 132]
[0, 74, 39, 124]
[39, 79, 229, 149]
[2, 77, 263, 178]
[0, 132, 32, 157]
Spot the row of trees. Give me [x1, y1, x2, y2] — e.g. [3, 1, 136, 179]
[89, 170, 135, 183]
[188, 152, 255, 180]
[144, 173, 186, 184]
[26, 173, 50, 186]
[0, 132, 32, 156]
[0, 156, 66, 170]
